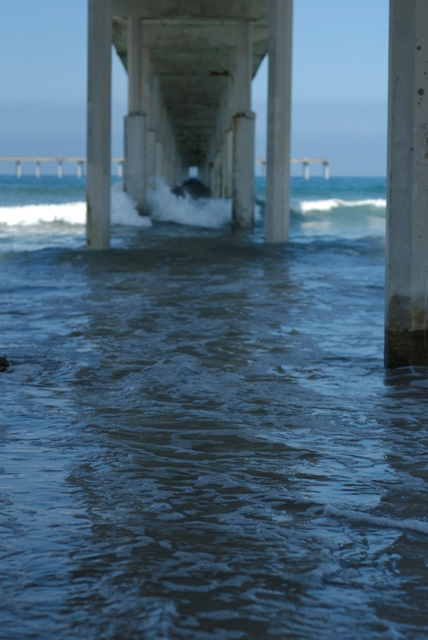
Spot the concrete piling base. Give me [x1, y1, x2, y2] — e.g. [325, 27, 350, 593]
[124, 114, 146, 213]
[232, 112, 255, 228]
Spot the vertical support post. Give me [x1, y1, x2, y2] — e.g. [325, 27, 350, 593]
[86, 0, 112, 249]
[16, 161, 21, 178]
[303, 161, 309, 180]
[385, 0, 428, 367]
[323, 161, 330, 180]
[36, 161, 41, 178]
[118, 161, 123, 179]
[77, 161, 83, 179]
[58, 160, 63, 178]
[265, 0, 293, 243]
[232, 20, 255, 227]
[155, 141, 164, 181]
[124, 17, 146, 212]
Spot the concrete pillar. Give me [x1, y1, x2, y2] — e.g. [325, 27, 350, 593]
[124, 115, 146, 211]
[86, 0, 112, 250]
[385, 0, 428, 367]
[155, 141, 164, 180]
[36, 161, 41, 178]
[232, 20, 255, 227]
[323, 161, 330, 180]
[124, 17, 146, 212]
[303, 161, 310, 180]
[127, 18, 142, 114]
[265, 0, 293, 243]
[146, 129, 156, 186]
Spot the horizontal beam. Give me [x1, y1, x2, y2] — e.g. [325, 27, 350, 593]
[0, 156, 124, 163]
[121, 23, 268, 50]
[113, 0, 268, 20]
[151, 49, 233, 76]
[255, 157, 330, 165]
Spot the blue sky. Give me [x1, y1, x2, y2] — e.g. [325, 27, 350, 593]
[0, 0, 389, 175]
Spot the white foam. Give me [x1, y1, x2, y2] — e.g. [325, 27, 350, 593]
[293, 198, 386, 215]
[0, 183, 152, 229]
[325, 505, 428, 535]
[0, 202, 86, 227]
[111, 182, 152, 227]
[146, 179, 232, 229]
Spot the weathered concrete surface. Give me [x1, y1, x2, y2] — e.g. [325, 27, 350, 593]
[86, 0, 112, 250]
[232, 112, 255, 227]
[124, 115, 146, 211]
[385, 0, 428, 367]
[265, 0, 293, 243]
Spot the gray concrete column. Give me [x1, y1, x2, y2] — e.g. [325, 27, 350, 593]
[124, 115, 146, 211]
[127, 17, 142, 114]
[265, 0, 293, 243]
[155, 141, 164, 180]
[232, 19, 255, 228]
[385, 0, 428, 367]
[86, 0, 112, 250]
[124, 17, 146, 212]
[146, 129, 156, 186]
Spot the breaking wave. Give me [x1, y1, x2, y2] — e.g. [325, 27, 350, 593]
[291, 198, 386, 215]
[0, 182, 152, 228]
[146, 180, 232, 229]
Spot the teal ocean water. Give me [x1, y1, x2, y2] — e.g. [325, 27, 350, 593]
[1, 175, 428, 639]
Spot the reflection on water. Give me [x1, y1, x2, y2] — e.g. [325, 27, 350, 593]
[1, 179, 428, 638]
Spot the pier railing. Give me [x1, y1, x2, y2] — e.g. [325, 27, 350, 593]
[255, 157, 330, 180]
[0, 156, 330, 180]
[0, 156, 124, 179]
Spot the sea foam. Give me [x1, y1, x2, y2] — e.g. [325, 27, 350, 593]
[292, 198, 386, 215]
[0, 183, 152, 228]
[146, 179, 232, 228]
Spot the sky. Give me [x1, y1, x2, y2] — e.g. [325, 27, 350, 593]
[0, 0, 389, 176]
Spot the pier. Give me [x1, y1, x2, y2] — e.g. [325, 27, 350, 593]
[0, 156, 329, 181]
[0, 156, 124, 179]
[255, 157, 330, 180]
[86, 0, 294, 248]
[1, 0, 425, 369]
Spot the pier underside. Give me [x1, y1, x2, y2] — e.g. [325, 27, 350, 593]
[85, 0, 428, 369]
[86, 0, 292, 249]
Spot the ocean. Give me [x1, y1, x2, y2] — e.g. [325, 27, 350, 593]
[1, 175, 428, 639]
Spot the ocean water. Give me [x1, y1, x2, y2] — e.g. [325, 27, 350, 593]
[1, 175, 428, 639]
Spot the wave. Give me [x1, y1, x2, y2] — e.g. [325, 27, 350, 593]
[292, 198, 386, 215]
[325, 505, 428, 536]
[0, 183, 152, 228]
[146, 180, 232, 229]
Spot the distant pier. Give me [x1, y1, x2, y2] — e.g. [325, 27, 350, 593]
[0, 156, 329, 180]
[0, 156, 124, 179]
[255, 157, 330, 180]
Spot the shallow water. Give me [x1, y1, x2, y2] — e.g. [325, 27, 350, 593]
[1, 177, 428, 639]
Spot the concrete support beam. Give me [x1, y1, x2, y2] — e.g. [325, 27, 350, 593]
[124, 17, 146, 211]
[124, 115, 146, 211]
[146, 129, 156, 186]
[232, 20, 255, 227]
[156, 141, 164, 180]
[385, 0, 428, 367]
[127, 17, 142, 114]
[113, 1, 270, 20]
[265, 0, 293, 243]
[86, 0, 112, 250]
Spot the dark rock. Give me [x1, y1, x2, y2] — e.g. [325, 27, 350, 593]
[172, 178, 211, 200]
[0, 356, 9, 372]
